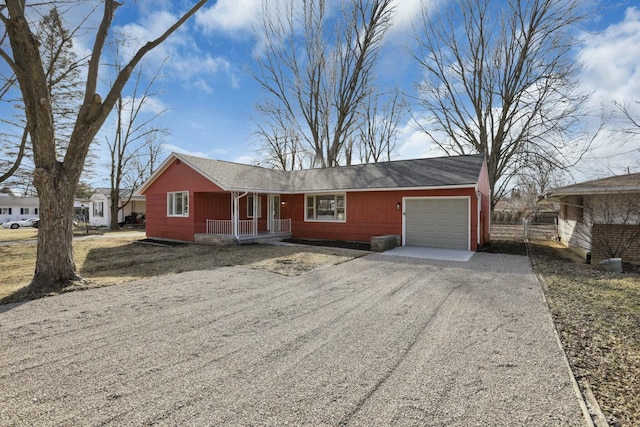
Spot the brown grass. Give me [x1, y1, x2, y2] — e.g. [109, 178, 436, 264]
[0, 227, 38, 242]
[529, 241, 640, 427]
[0, 235, 367, 304]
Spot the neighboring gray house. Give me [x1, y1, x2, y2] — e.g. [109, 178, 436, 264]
[89, 188, 146, 227]
[0, 194, 39, 224]
[542, 173, 640, 263]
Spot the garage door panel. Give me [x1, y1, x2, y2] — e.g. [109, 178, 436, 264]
[405, 198, 469, 250]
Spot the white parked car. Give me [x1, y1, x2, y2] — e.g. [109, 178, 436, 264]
[2, 218, 39, 229]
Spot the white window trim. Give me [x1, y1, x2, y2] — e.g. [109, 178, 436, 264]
[167, 191, 189, 217]
[247, 195, 262, 218]
[93, 201, 104, 217]
[304, 193, 347, 222]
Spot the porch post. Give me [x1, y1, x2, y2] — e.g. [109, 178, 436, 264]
[232, 192, 238, 239]
[253, 192, 258, 236]
[267, 194, 272, 233]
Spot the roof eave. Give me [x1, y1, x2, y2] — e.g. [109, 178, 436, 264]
[545, 186, 640, 199]
[225, 183, 478, 194]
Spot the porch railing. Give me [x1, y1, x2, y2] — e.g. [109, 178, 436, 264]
[207, 219, 233, 235]
[271, 218, 291, 233]
[206, 218, 291, 236]
[237, 220, 255, 236]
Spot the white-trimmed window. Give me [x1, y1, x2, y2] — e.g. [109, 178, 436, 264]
[93, 201, 104, 217]
[306, 194, 346, 222]
[247, 195, 262, 218]
[20, 208, 30, 215]
[0, 208, 11, 215]
[168, 191, 189, 217]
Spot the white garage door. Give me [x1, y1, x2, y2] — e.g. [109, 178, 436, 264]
[404, 198, 470, 250]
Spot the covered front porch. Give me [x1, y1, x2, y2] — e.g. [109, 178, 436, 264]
[195, 191, 291, 245]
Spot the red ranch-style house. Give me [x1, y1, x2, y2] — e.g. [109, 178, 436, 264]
[137, 153, 491, 251]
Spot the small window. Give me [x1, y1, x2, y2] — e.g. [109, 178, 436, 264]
[168, 191, 189, 217]
[247, 195, 262, 218]
[20, 208, 30, 215]
[93, 201, 104, 217]
[0, 207, 11, 215]
[305, 194, 346, 222]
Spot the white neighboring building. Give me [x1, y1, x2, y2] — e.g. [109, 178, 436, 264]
[0, 194, 89, 225]
[89, 188, 146, 227]
[0, 194, 39, 224]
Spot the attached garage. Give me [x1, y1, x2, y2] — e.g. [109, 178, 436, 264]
[403, 197, 470, 250]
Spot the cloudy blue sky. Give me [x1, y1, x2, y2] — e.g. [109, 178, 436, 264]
[13, 0, 640, 186]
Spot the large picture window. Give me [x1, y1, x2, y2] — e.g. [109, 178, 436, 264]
[305, 194, 346, 222]
[168, 191, 189, 217]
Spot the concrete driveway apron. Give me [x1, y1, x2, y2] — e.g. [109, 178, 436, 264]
[0, 252, 587, 426]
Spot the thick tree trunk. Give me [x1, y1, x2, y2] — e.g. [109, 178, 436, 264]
[110, 188, 120, 230]
[31, 166, 83, 289]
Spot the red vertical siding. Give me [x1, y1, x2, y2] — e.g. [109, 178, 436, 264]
[287, 187, 481, 250]
[238, 195, 269, 231]
[145, 194, 195, 241]
[143, 160, 226, 241]
[194, 193, 232, 234]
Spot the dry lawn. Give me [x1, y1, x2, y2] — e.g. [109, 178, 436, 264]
[528, 241, 640, 427]
[0, 227, 38, 242]
[0, 233, 367, 304]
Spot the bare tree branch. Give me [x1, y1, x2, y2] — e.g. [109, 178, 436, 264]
[253, 0, 395, 168]
[413, 0, 589, 209]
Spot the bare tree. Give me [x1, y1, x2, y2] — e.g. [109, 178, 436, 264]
[253, 0, 395, 168]
[615, 100, 640, 136]
[514, 158, 566, 217]
[358, 89, 408, 164]
[253, 102, 307, 170]
[1, 6, 86, 185]
[0, 0, 208, 292]
[413, 0, 589, 209]
[590, 194, 640, 261]
[106, 59, 168, 230]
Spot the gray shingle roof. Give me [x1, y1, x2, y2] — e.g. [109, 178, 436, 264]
[545, 173, 640, 197]
[174, 153, 485, 193]
[93, 187, 145, 199]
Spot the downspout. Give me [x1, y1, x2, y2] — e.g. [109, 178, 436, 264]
[233, 191, 248, 240]
[252, 192, 258, 236]
[476, 187, 481, 247]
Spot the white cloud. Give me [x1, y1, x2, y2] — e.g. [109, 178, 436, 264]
[574, 7, 640, 176]
[579, 7, 640, 108]
[121, 95, 168, 116]
[387, 0, 423, 38]
[386, 0, 446, 41]
[234, 154, 259, 165]
[196, 0, 263, 34]
[395, 118, 444, 160]
[112, 10, 233, 91]
[162, 143, 229, 160]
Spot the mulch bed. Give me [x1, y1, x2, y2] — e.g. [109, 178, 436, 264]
[284, 238, 371, 251]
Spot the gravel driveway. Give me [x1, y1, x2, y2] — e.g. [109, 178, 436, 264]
[0, 252, 586, 426]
